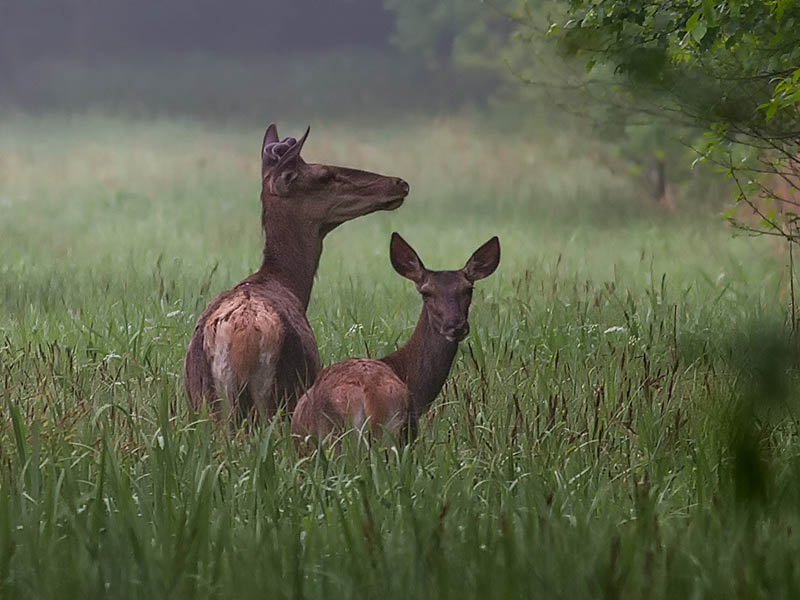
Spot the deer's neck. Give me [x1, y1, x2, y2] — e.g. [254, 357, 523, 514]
[381, 305, 459, 418]
[255, 199, 321, 310]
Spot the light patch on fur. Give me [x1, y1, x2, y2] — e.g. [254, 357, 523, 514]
[349, 404, 366, 432]
[203, 291, 284, 417]
[381, 404, 406, 436]
[292, 359, 411, 445]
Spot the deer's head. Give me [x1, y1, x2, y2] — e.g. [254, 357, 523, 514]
[261, 124, 409, 235]
[390, 233, 500, 342]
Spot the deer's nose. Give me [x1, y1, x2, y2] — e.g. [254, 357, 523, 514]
[395, 178, 409, 194]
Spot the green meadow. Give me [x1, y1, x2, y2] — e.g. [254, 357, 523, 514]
[1, 112, 799, 598]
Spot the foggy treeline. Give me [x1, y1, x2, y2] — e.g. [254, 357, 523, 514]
[2, 1, 393, 67]
[0, 1, 727, 206]
[0, 1, 501, 119]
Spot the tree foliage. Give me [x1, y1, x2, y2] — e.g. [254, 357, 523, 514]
[385, 1, 724, 207]
[551, 0, 800, 242]
[385, 0, 508, 69]
[383, 0, 523, 103]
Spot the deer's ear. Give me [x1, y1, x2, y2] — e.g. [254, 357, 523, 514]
[261, 124, 279, 178]
[273, 126, 309, 172]
[270, 170, 298, 196]
[390, 233, 426, 283]
[463, 236, 500, 282]
[263, 124, 279, 147]
[262, 125, 309, 180]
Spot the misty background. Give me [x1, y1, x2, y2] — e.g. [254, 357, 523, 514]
[1, 1, 733, 211]
[0, 1, 500, 120]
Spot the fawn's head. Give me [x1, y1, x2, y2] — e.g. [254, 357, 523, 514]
[390, 233, 500, 342]
[260, 124, 409, 235]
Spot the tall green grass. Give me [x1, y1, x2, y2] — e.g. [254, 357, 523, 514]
[1, 113, 798, 598]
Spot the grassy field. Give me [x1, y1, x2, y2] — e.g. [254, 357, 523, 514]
[1, 112, 799, 598]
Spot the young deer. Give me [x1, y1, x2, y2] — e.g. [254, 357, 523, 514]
[291, 233, 500, 445]
[184, 124, 409, 423]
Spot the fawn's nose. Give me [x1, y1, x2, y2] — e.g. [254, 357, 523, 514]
[395, 178, 410, 194]
[442, 322, 470, 342]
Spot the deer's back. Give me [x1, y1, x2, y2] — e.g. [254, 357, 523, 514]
[184, 277, 320, 417]
[292, 358, 410, 440]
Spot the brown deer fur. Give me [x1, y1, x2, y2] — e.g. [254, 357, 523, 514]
[184, 124, 409, 422]
[292, 233, 500, 445]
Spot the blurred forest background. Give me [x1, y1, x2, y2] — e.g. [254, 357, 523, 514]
[0, 0, 731, 211]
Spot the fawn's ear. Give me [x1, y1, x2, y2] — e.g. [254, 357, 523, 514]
[463, 236, 500, 282]
[390, 233, 426, 283]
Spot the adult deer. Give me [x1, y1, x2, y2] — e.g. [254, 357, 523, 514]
[184, 124, 409, 423]
[292, 233, 500, 446]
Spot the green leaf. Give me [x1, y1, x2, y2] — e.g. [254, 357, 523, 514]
[691, 21, 708, 42]
[702, 0, 716, 25]
[653, 11, 670, 31]
[766, 100, 778, 120]
[686, 11, 700, 32]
